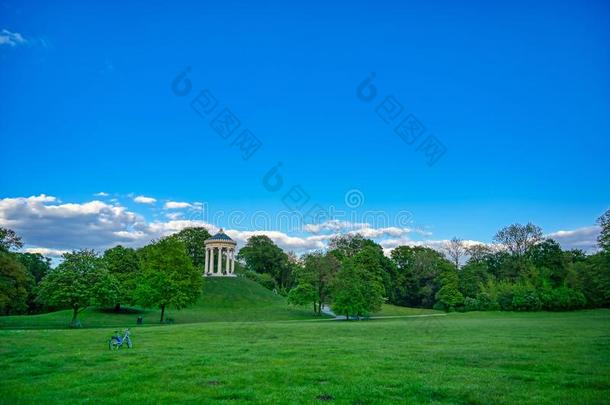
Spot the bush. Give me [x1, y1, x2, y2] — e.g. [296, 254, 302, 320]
[475, 292, 496, 311]
[542, 287, 586, 311]
[463, 297, 478, 312]
[496, 283, 514, 311]
[512, 285, 541, 311]
[241, 270, 278, 291]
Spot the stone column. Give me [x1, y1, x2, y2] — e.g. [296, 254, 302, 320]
[231, 249, 235, 274]
[204, 248, 209, 274]
[226, 247, 230, 274]
[217, 247, 223, 275]
[210, 247, 214, 275]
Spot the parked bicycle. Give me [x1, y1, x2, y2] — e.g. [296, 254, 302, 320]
[108, 329, 132, 350]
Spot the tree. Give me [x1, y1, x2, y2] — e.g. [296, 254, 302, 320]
[597, 209, 610, 253]
[237, 235, 292, 290]
[16, 253, 51, 284]
[435, 265, 464, 310]
[458, 261, 488, 298]
[328, 233, 378, 262]
[165, 227, 211, 270]
[465, 244, 493, 264]
[291, 251, 340, 314]
[135, 238, 202, 323]
[103, 245, 140, 310]
[329, 236, 397, 303]
[37, 250, 118, 326]
[391, 246, 450, 308]
[332, 248, 385, 319]
[494, 223, 543, 256]
[443, 237, 466, 269]
[287, 283, 317, 313]
[0, 252, 32, 315]
[0, 227, 23, 252]
[526, 239, 567, 287]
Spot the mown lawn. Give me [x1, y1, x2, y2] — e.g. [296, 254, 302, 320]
[1, 310, 608, 404]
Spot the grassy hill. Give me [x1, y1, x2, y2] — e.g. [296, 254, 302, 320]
[0, 277, 320, 330]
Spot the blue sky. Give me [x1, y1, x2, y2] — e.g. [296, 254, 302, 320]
[1, 0, 609, 257]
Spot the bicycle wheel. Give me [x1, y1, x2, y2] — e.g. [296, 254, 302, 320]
[109, 338, 119, 350]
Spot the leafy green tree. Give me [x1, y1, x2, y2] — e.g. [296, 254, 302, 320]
[103, 245, 140, 310]
[458, 261, 488, 298]
[391, 246, 449, 308]
[165, 227, 211, 270]
[570, 253, 610, 307]
[37, 250, 119, 326]
[15, 252, 51, 313]
[287, 283, 317, 313]
[237, 235, 292, 290]
[332, 248, 385, 319]
[435, 265, 464, 310]
[526, 239, 567, 287]
[16, 253, 51, 284]
[135, 238, 203, 323]
[328, 234, 379, 262]
[0, 252, 32, 315]
[292, 251, 341, 314]
[465, 244, 493, 264]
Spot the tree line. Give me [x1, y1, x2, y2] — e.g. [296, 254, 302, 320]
[239, 211, 610, 318]
[0, 227, 210, 325]
[1, 210, 609, 323]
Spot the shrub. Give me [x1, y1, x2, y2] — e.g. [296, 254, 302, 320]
[475, 292, 495, 311]
[242, 270, 278, 291]
[512, 285, 541, 311]
[496, 283, 515, 311]
[463, 297, 478, 312]
[543, 287, 586, 311]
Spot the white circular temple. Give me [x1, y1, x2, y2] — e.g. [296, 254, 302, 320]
[204, 229, 237, 277]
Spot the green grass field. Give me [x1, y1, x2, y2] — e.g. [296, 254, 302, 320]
[1, 278, 609, 404]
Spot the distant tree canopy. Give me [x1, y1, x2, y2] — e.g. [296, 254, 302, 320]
[164, 227, 211, 270]
[2, 209, 610, 323]
[289, 251, 340, 314]
[238, 235, 292, 291]
[103, 245, 140, 310]
[0, 252, 31, 315]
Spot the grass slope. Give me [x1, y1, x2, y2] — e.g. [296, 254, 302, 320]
[0, 310, 608, 404]
[0, 277, 319, 329]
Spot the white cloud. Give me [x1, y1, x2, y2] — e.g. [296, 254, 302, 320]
[94, 192, 109, 197]
[133, 195, 157, 204]
[165, 212, 183, 220]
[164, 201, 192, 209]
[0, 29, 27, 47]
[547, 226, 600, 252]
[23, 247, 69, 258]
[0, 194, 145, 251]
[1, 194, 601, 263]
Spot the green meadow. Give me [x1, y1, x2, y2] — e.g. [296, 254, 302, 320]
[1, 278, 609, 404]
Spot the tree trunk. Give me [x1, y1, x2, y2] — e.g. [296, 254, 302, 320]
[160, 304, 166, 323]
[345, 312, 349, 321]
[114, 303, 121, 313]
[71, 306, 79, 324]
[313, 302, 317, 314]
